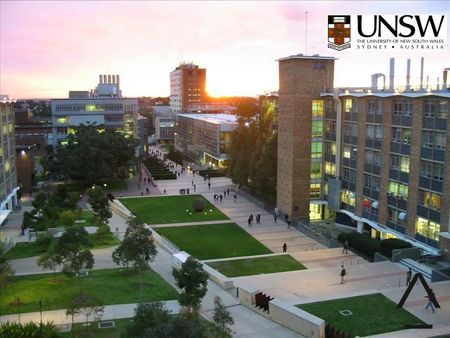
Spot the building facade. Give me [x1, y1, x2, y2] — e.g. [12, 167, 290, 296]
[170, 63, 207, 114]
[175, 114, 237, 166]
[0, 96, 19, 225]
[277, 53, 450, 254]
[51, 75, 138, 145]
[276, 54, 335, 221]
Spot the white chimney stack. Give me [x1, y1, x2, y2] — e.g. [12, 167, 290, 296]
[420, 57, 424, 90]
[389, 57, 395, 91]
[99, 75, 103, 84]
[406, 59, 411, 91]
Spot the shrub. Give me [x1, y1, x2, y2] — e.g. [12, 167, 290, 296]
[36, 234, 54, 250]
[192, 198, 205, 212]
[337, 231, 381, 260]
[380, 238, 412, 258]
[96, 224, 111, 240]
[0, 321, 61, 337]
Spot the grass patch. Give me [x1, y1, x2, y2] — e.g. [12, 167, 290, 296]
[297, 293, 425, 337]
[75, 210, 96, 226]
[0, 268, 178, 315]
[5, 233, 120, 260]
[60, 318, 132, 338]
[156, 223, 271, 260]
[120, 195, 228, 224]
[207, 255, 306, 277]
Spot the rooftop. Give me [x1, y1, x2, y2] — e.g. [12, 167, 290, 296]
[277, 54, 337, 62]
[177, 113, 238, 125]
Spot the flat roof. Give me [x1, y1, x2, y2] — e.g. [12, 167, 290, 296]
[321, 91, 450, 99]
[177, 113, 238, 125]
[277, 54, 337, 62]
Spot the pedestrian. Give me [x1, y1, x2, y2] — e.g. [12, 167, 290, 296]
[214, 194, 217, 201]
[256, 214, 261, 224]
[425, 289, 436, 313]
[191, 180, 194, 186]
[163, 189, 167, 195]
[219, 194, 223, 202]
[406, 268, 412, 286]
[141, 191, 144, 196]
[285, 214, 291, 229]
[223, 190, 227, 198]
[274, 207, 279, 223]
[342, 240, 349, 254]
[208, 182, 211, 189]
[248, 214, 253, 227]
[283, 242, 287, 253]
[227, 188, 230, 196]
[340, 265, 346, 284]
[194, 184, 196, 192]
[146, 187, 149, 194]
[233, 194, 237, 202]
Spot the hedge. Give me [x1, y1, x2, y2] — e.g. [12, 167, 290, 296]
[380, 238, 412, 258]
[337, 232, 381, 260]
[142, 156, 176, 180]
[198, 169, 225, 178]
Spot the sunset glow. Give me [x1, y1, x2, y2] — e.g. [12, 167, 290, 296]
[1, 1, 449, 98]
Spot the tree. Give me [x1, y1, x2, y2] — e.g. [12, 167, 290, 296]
[112, 217, 157, 270]
[213, 296, 234, 336]
[86, 185, 112, 225]
[122, 301, 172, 338]
[172, 256, 208, 315]
[39, 226, 94, 296]
[59, 210, 75, 227]
[66, 295, 104, 336]
[0, 242, 13, 288]
[51, 125, 137, 185]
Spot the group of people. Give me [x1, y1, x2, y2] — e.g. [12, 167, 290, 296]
[247, 213, 262, 227]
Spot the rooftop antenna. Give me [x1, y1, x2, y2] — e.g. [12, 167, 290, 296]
[305, 11, 308, 55]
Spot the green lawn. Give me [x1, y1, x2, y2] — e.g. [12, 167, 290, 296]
[5, 233, 120, 260]
[60, 318, 132, 338]
[75, 210, 97, 227]
[207, 255, 306, 277]
[119, 195, 228, 224]
[156, 223, 272, 260]
[297, 293, 425, 337]
[0, 268, 178, 315]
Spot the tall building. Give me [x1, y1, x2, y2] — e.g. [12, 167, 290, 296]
[51, 75, 139, 145]
[170, 62, 207, 114]
[0, 96, 19, 225]
[277, 54, 335, 221]
[277, 54, 450, 255]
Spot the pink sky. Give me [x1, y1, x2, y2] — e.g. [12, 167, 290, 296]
[1, 1, 449, 98]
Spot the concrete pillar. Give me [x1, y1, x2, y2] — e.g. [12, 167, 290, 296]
[357, 220, 364, 233]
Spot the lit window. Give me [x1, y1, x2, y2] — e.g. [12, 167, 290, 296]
[324, 162, 335, 176]
[312, 100, 324, 117]
[416, 217, 440, 241]
[400, 156, 410, 173]
[343, 145, 350, 158]
[311, 141, 323, 158]
[56, 117, 69, 124]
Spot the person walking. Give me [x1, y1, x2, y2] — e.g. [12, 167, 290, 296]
[163, 189, 167, 195]
[274, 207, 279, 223]
[342, 240, 349, 254]
[285, 214, 291, 229]
[193, 184, 196, 192]
[256, 214, 261, 224]
[248, 215, 253, 227]
[406, 268, 412, 286]
[340, 265, 346, 284]
[208, 182, 211, 189]
[283, 242, 287, 253]
[425, 289, 436, 313]
[233, 194, 237, 202]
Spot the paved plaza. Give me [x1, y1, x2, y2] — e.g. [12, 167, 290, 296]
[2, 146, 450, 337]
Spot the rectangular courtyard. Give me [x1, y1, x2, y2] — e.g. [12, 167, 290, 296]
[156, 223, 272, 260]
[119, 195, 228, 224]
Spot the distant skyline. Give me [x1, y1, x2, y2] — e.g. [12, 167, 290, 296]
[1, 1, 449, 99]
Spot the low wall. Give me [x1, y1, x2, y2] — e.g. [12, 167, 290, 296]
[202, 264, 235, 290]
[111, 199, 132, 220]
[392, 247, 421, 262]
[269, 299, 325, 338]
[238, 286, 325, 338]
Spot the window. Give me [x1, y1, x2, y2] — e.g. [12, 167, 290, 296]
[392, 127, 401, 142]
[311, 163, 321, 179]
[400, 156, 410, 173]
[402, 129, 411, 144]
[366, 125, 382, 140]
[325, 162, 336, 176]
[367, 100, 384, 114]
[312, 100, 324, 117]
[419, 190, 442, 210]
[388, 181, 408, 198]
[345, 99, 353, 113]
[391, 154, 399, 169]
[56, 117, 69, 124]
[422, 131, 433, 148]
[341, 190, 356, 206]
[325, 120, 336, 133]
[310, 183, 321, 198]
[435, 132, 446, 149]
[433, 163, 444, 180]
[343, 145, 351, 158]
[312, 120, 323, 137]
[326, 142, 336, 155]
[416, 217, 440, 241]
[393, 100, 413, 116]
[311, 141, 323, 158]
[365, 150, 381, 166]
[364, 174, 380, 190]
[424, 100, 436, 117]
[437, 101, 448, 119]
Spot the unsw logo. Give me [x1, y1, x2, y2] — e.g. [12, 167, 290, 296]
[328, 15, 351, 51]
